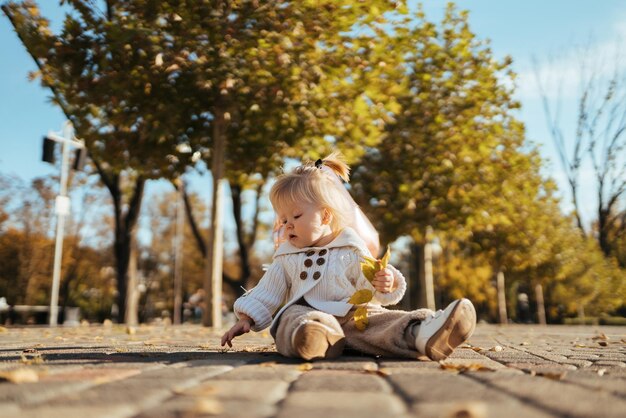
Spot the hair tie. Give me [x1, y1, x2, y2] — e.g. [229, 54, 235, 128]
[315, 159, 323, 169]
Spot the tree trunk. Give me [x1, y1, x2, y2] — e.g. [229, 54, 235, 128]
[203, 109, 226, 328]
[230, 183, 251, 285]
[180, 184, 244, 298]
[106, 174, 145, 324]
[535, 283, 547, 325]
[409, 241, 435, 311]
[125, 242, 139, 326]
[598, 206, 612, 258]
[496, 269, 507, 324]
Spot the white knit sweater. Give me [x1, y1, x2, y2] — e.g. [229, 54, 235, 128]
[233, 227, 407, 333]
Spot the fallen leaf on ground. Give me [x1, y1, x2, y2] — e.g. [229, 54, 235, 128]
[193, 399, 223, 415]
[530, 370, 567, 380]
[445, 401, 487, 418]
[298, 363, 313, 371]
[439, 361, 496, 373]
[0, 368, 39, 383]
[176, 384, 218, 397]
[366, 367, 392, 377]
[592, 333, 609, 341]
[362, 363, 377, 372]
[20, 353, 44, 365]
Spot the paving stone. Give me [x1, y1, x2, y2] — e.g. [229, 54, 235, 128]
[310, 356, 379, 371]
[9, 404, 137, 418]
[1, 323, 625, 418]
[46, 384, 170, 407]
[524, 351, 569, 362]
[564, 370, 626, 397]
[291, 369, 391, 392]
[597, 353, 626, 361]
[388, 371, 515, 403]
[506, 362, 578, 373]
[134, 397, 277, 418]
[176, 379, 289, 403]
[0, 403, 20, 416]
[471, 369, 626, 417]
[566, 354, 601, 360]
[410, 400, 555, 418]
[139, 364, 232, 383]
[211, 363, 301, 382]
[277, 391, 406, 418]
[0, 381, 96, 405]
[591, 360, 625, 368]
[378, 360, 441, 370]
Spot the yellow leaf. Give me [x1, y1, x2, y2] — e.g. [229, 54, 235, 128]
[439, 361, 496, 373]
[361, 262, 376, 283]
[354, 306, 368, 331]
[193, 399, 223, 415]
[349, 289, 373, 305]
[0, 368, 39, 383]
[361, 255, 378, 269]
[380, 246, 391, 268]
[298, 363, 313, 371]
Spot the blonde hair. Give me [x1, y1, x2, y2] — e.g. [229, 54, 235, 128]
[270, 151, 353, 233]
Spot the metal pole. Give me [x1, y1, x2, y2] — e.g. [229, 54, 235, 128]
[49, 123, 73, 326]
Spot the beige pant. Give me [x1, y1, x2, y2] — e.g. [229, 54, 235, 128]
[273, 303, 434, 359]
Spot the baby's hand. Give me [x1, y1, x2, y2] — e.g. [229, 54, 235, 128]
[221, 316, 253, 347]
[372, 268, 395, 293]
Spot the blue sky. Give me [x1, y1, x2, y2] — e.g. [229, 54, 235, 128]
[1, 0, 625, 236]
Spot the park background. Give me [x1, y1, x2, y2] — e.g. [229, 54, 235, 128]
[0, 0, 624, 327]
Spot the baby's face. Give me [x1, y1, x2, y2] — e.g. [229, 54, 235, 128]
[277, 202, 334, 248]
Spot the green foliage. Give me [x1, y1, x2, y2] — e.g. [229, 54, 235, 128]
[351, 4, 523, 245]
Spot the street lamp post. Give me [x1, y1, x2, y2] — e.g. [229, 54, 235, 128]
[43, 122, 85, 326]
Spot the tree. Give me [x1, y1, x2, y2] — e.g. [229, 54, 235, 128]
[3, 1, 204, 322]
[351, 5, 526, 309]
[153, 0, 406, 324]
[534, 42, 626, 265]
[4, 0, 405, 324]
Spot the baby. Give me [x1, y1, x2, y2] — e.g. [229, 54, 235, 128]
[221, 152, 476, 360]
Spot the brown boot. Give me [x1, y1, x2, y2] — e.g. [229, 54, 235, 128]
[292, 320, 345, 361]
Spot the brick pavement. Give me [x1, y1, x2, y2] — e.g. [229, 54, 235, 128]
[0, 323, 624, 418]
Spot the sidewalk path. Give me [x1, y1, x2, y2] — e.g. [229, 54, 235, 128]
[0, 324, 624, 417]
